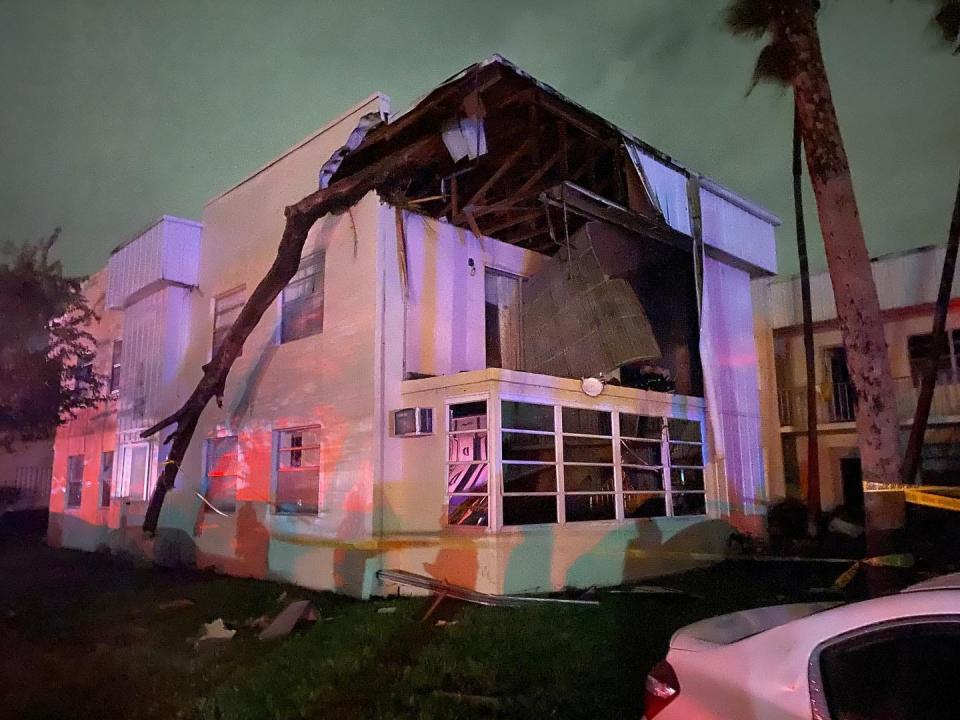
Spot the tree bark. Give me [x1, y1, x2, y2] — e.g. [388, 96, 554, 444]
[793, 99, 821, 530]
[902, 171, 960, 484]
[140, 134, 440, 535]
[783, 5, 904, 549]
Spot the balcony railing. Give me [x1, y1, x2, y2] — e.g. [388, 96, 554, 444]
[778, 376, 960, 428]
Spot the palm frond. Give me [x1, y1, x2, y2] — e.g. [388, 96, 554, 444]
[724, 0, 778, 38]
[933, 0, 960, 52]
[748, 41, 796, 93]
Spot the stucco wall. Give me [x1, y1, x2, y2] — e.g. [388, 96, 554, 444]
[158, 96, 389, 595]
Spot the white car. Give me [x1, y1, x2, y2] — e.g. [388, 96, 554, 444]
[643, 573, 960, 719]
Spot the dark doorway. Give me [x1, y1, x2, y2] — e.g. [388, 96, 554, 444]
[825, 347, 856, 422]
[840, 456, 864, 518]
[485, 269, 522, 370]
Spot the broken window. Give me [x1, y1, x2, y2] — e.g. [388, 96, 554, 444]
[99, 451, 113, 508]
[204, 436, 239, 513]
[446, 401, 489, 526]
[109, 339, 122, 393]
[276, 426, 322, 514]
[66, 455, 84, 508]
[620, 413, 667, 518]
[213, 287, 246, 357]
[501, 401, 558, 525]
[562, 407, 615, 522]
[493, 402, 704, 526]
[667, 419, 706, 516]
[281, 251, 325, 343]
[485, 269, 522, 370]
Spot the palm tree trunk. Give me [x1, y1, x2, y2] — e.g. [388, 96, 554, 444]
[902, 171, 960, 484]
[793, 100, 820, 530]
[784, 4, 904, 551]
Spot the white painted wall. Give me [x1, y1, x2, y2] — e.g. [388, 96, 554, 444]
[402, 212, 546, 377]
[767, 244, 958, 329]
[701, 256, 766, 529]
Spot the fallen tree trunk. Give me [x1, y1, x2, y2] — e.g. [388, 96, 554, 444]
[140, 133, 440, 535]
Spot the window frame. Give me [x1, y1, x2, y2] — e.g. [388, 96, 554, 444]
[280, 250, 325, 344]
[807, 614, 960, 720]
[99, 450, 114, 508]
[109, 339, 122, 394]
[203, 435, 240, 514]
[66, 454, 84, 509]
[445, 394, 493, 528]
[211, 286, 246, 358]
[113, 442, 153, 501]
[273, 424, 324, 515]
[907, 329, 960, 387]
[491, 396, 707, 530]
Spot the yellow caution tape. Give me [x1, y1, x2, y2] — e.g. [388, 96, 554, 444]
[904, 488, 960, 513]
[831, 553, 915, 591]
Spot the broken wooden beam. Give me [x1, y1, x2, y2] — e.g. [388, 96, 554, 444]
[376, 569, 599, 608]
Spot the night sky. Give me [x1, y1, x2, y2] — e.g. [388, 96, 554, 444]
[2, 0, 957, 277]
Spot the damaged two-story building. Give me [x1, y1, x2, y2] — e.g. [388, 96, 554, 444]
[48, 56, 779, 597]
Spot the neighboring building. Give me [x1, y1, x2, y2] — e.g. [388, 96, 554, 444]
[49, 56, 779, 597]
[0, 439, 53, 513]
[755, 244, 960, 515]
[47, 267, 126, 547]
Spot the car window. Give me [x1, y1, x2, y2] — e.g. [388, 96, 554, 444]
[814, 619, 960, 720]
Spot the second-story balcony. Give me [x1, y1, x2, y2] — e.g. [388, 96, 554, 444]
[777, 376, 960, 429]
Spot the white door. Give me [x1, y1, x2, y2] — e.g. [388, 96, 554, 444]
[117, 443, 150, 500]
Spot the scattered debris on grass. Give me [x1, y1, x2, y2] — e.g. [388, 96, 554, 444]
[259, 600, 318, 640]
[193, 618, 236, 647]
[609, 585, 701, 599]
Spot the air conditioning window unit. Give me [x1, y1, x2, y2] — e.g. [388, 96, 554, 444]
[393, 408, 433, 437]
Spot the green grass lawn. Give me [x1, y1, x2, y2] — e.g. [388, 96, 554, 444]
[0, 538, 849, 720]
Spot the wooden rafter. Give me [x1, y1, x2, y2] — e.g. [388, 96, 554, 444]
[455, 146, 563, 225]
[460, 135, 537, 214]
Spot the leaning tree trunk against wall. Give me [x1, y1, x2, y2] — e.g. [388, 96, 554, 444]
[793, 100, 821, 528]
[902, 171, 960, 484]
[139, 136, 439, 535]
[784, 5, 904, 548]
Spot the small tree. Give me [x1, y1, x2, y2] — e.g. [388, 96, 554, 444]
[0, 229, 104, 448]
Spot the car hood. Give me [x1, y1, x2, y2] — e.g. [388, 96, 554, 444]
[670, 602, 841, 652]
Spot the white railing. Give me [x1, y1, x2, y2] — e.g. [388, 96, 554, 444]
[778, 376, 960, 428]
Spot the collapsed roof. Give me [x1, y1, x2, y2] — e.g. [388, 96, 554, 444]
[320, 54, 699, 256]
